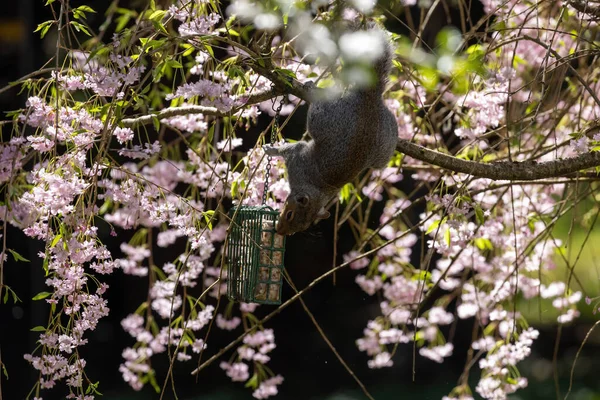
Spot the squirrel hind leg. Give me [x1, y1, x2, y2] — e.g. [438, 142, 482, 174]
[262, 144, 280, 156]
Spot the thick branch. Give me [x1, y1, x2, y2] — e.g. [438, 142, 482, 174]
[396, 139, 600, 180]
[568, 0, 600, 18]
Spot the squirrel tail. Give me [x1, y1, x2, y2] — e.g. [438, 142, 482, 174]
[350, 21, 393, 97]
[371, 27, 393, 96]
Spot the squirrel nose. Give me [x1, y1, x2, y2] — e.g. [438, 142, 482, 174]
[275, 220, 287, 236]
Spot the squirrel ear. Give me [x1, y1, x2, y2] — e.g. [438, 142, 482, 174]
[316, 207, 330, 220]
[295, 194, 310, 206]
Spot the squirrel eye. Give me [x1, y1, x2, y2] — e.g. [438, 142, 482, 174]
[285, 210, 294, 221]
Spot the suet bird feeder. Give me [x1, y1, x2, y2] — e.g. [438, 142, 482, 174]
[226, 205, 286, 304]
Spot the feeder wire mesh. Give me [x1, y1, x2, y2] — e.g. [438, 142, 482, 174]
[226, 206, 285, 304]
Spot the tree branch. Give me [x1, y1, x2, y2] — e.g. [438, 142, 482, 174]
[568, 0, 600, 18]
[122, 105, 224, 128]
[396, 139, 600, 180]
[121, 88, 281, 128]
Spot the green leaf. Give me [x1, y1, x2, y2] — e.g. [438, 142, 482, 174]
[425, 219, 441, 235]
[275, 68, 297, 81]
[436, 27, 462, 53]
[75, 5, 96, 13]
[181, 43, 195, 57]
[245, 373, 259, 389]
[166, 59, 183, 69]
[42, 256, 49, 275]
[475, 238, 493, 251]
[207, 124, 215, 142]
[204, 210, 215, 230]
[412, 270, 432, 281]
[475, 205, 485, 225]
[30, 326, 47, 332]
[230, 180, 239, 198]
[32, 291, 52, 301]
[34, 20, 53, 32]
[148, 370, 161, 393]
[1, 363, 8, 379]
[34, 20, 54, 38]
[72, 10, 86, 20]
[98, 200, 112, 215]
[51, 233, 62, 248]
[115, 14, 131, 32]
[152, 60, 165, 82]
[418, 66, 439, 91]
[444, 228, 451, 246]
[8, 249, 30, 262]
[70, 21, 91, 36]
[85, 380, 101, 395]
[339, 182, 354, 204]
[8, 287, 21, 304]
[2, 288, 8, 304]
[149, 10, 166, 22]
[152, 115, 161, 132]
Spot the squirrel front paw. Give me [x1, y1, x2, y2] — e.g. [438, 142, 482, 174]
[262, 144, 280, 156]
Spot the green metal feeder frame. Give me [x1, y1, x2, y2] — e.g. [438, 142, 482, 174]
[226, 205, 286, 305]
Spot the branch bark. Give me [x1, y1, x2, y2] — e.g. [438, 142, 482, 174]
[568, 0, 600, 18]
[396, 139, 600, 180]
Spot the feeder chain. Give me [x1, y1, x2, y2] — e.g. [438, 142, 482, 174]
[262, 91, 285, 205]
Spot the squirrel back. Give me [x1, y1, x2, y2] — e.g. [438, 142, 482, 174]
[264, 23, 398, 235]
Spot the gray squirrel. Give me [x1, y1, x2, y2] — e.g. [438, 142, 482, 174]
[264, 22, 398, 235]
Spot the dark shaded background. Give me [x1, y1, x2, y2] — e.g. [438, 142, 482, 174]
[1, 1, 600, 399]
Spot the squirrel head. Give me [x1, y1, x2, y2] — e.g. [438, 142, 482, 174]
[275, 192, 331, 235]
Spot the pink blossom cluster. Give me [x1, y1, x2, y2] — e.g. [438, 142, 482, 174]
[168, 1, 222, 37]
[475, 326, 539, 399]
[161, 103, 209, 133]
[19, 97, 104, 155]
[119, 305, 214, 390]
[220, 328, 283, 399]
[84, 53, 145, 98]
[0, 137, 26, 184]
[453, 72, 510, 143]
[166, 79, 236, 111]
[19, 220, 111, 398]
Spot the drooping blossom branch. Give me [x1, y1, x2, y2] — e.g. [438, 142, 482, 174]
[121, 88, 281, 127]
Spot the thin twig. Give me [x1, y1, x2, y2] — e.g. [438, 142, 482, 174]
[285, 271, 375, 400]
[565, 320, 600, 400]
